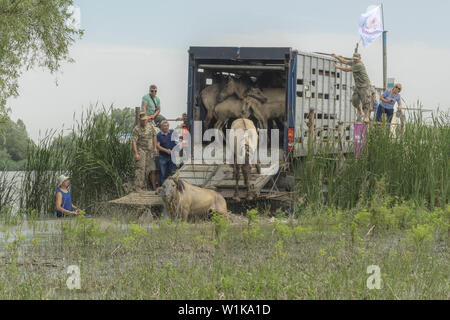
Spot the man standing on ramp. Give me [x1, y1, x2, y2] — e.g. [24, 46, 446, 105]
[132, 112, 158, 192]
[332, 52, 372, 122]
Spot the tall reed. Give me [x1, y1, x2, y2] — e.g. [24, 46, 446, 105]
[0, 169, 18, 215]
[293, 110, 449, 210]
[20, 130, 67, 214]
[20, 105, 134, 215]
[68, 106, 134, 210]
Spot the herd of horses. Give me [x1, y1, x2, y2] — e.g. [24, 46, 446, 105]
[201, 76, 286, 130]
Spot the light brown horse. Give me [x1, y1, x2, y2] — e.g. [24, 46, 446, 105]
[200, 81, 223, 129]
[218, 77, 285, 129]
[230, 118, 261, 201]
[214, 87, 267, 130]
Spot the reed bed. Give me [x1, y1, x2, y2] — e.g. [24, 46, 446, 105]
[293, 111, 449, 211]
[0, 170, 18, 216]
[20, 105, 134, 215]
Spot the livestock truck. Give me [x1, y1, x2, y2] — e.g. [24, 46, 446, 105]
[173, 46, 358, 202]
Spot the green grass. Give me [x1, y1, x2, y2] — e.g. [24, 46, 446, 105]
[3, 106, 448, 299]
[0, 204, 448, 299]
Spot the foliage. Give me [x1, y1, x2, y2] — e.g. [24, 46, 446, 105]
[69, 106, 134, 208]
[61, 214, 106, 245]
[121, 222, 147, 249]
[293, 111, 450, 210]
[0, 0, 83, 114]
[273, 220, 293, 240]
[210, 210, 229, 239]
[0, 116, 35, 169]
[111, 107, 136, 134]
[406, 224, 434, 249]
[20, 105, 134, 214]
[0, 170, 17, 214]
[245, 208, 258, 228]
[242, 208, 264, 242]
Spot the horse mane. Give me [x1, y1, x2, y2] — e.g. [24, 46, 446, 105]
[170, 177, 185, 193]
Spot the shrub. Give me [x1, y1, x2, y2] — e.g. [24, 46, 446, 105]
[406, 224, 435, 249]
[211, 210, 229, 239]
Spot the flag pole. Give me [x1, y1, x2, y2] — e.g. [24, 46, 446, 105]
[381, 3, 387, 90]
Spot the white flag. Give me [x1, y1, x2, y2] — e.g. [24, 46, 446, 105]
[358, 5, 384, 47]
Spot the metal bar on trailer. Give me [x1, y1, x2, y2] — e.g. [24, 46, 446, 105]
[326, 58, 331, 141]
[198, 64, 285, 71]
[314, 52, 353, 60]
[403, 108, 433, 112]
[332, 59, 337, 141]
[302, 54, 306, 151]
[337, 120, 401, 126]
[320, 57, 325, 141]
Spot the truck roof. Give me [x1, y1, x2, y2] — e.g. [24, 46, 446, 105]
[188, 46, 292, 61]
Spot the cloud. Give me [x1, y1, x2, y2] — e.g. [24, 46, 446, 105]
[207, 31, 450, 109]
[9, 34, 449, 141]
[9, 43, 188, 141]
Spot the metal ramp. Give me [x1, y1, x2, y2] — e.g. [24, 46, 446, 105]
[173, 163, 275, 199]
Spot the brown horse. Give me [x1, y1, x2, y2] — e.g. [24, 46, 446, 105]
[214, 87, 267, 130]
[200, 80, 223, 129]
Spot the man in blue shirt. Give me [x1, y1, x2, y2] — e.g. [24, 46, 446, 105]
[376, 84, 403, 123]
[156, 121, 178, 185]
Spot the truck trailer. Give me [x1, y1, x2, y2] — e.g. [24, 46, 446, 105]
[173, 46, 358, 201]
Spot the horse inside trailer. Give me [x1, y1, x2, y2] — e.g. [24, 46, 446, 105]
[178, 47, 297, 200]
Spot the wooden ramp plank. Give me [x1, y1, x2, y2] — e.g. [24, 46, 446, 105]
[178, 164, 217, 172]
[180, 178, 210, 186]
[172, 161, 280, 196]
[109, 191, 164, 206]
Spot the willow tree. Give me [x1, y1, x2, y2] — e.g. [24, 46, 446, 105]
[0, 0, 83, 117]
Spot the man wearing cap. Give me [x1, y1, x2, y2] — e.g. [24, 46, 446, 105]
[142, 84, 166, 126]
[56, 175, 81, 217]
[332, 52, 372, 122]
[132, 112, 158, 192]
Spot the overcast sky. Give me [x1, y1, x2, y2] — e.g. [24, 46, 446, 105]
[8, 0, 450, 141]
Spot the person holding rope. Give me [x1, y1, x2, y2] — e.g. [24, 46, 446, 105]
[56, 175, 89, 218]
[332, 52, 372, 122]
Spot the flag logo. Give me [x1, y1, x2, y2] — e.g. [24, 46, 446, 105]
[358, 5, 384, 47]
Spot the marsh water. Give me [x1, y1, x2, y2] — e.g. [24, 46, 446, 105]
[0, 171, 132, 247]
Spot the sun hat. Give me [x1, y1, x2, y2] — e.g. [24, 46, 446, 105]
[57, 174, 69, 187]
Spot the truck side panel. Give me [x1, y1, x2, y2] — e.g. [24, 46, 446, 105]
[294, 52, 356, 157]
